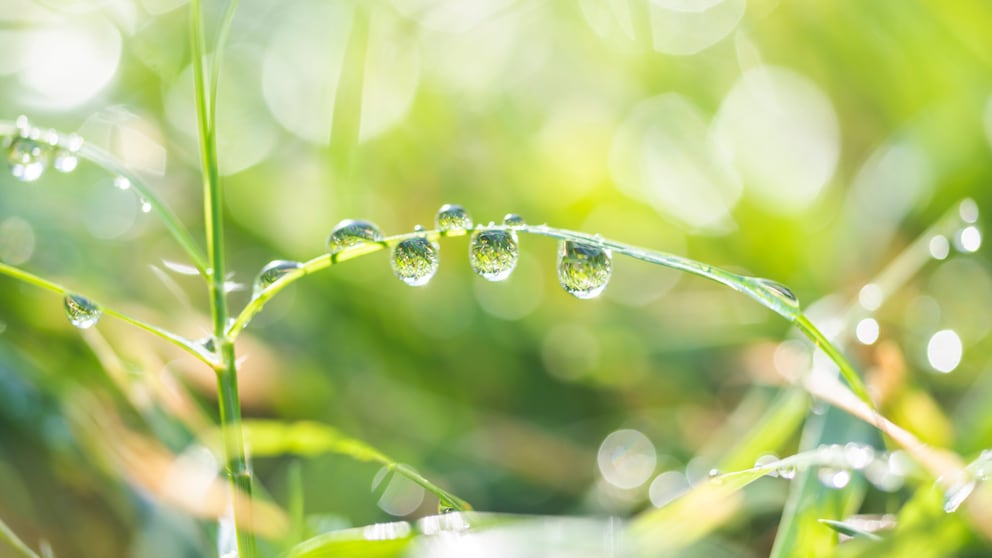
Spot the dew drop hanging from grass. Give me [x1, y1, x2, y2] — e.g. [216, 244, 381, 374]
[503, 213, 525, 228]
[435, 204, 473, 233]
[7, 136, 49, 182]
[469, 229, 518, 282]
[751, 277, 800, 310]
[253, 260, 303, 295]
[63, 294, 102, 329]
[392, 236, 439, 287]
[327, 219, 384, 256]
[557, 239, 612, 299]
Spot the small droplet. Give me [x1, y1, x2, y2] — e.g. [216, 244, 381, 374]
[63, 294, 102, 329]
[943, 477, 976, 513]
[253, 260, 303, 295]
[844, 443, 875, 470]
[929, 235, 950, 260]
[754, 454, 780, 477]
[327, 219, 384, 256]
[391, 237, 439, 287]
[414, 224, 425, 233]
[707, 468, 721, 478]
[52, 149, 78, 173]
[140, 198, 152, 213]
[469, 230, 518, 281]
[7, 137, 49, 182]
[503, 213, 525, 228]
[113, 176, 132, 191]
[959, 198, 979, 224]
[817, 467, 851, 489]
[753, 277, 800, 309]
[557, 240, 612, 299]
[435, 204, 473, 233]
[437, 498, 457, 514]
[777, 464, 797, 480]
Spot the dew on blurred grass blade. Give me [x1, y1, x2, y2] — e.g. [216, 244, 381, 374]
[253, 260, 303, 295]
[943, 476, 976, 513]
[927, 329, 962, 373]
[503, 213, 525, 228]
[327, 219, 384, 256]
[392, 237, 440, 287]
[558, 240, 612, 299]
[597, 429, 656, 489]
[64, 294, 102, 329]
[649, 471, 689, 508]
[754, 454, 780, 476]
[751, 277, 801, 311]
[956, 226, 981, 253]
[372, 466, 425, 517]
[7, 136, 49, 182]
[435, 204, 473, 233]
[929, 235, 950, 260]
[469, 230, 518, 281]
[856, 318, 880, 345]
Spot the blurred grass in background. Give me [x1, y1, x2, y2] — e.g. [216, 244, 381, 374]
[1, 0, 991, 556]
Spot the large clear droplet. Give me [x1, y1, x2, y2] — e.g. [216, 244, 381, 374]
[557, 240, 612, 299]
[435, 204, 473, 233]
[391, 237, 439, 287]
[777, 464, 797, 480]
[63, 294, 102, 329]
[752, 277, 800, 310]
[253, 260, 303, 295]
[503, 213, 525, 228]
[7, 137, 49, 182]
[327, 219, 384, 255]
[469, 229, 518, 282]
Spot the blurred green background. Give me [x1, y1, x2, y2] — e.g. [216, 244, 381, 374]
[1, 0, 991, 556]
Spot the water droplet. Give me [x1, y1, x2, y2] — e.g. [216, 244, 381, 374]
[469, 230, 518, 282]
[956, 225, 982, 253]
[844, 443, 875, 470]
[113, 176, 132, 191]
[52, 149, 78, 173]
[7, 137, 49, 182]
[199, 336, 217, 354]
[63, 294, 101, 329]
[752, 277, 800, 309]
[817, 467, 851, 489]
[503, 213, 525, 228]
[557, 240, 612, 299]
[327, 219, 384, 255]
[929, 235, 950, 260]
[253, 260, 303, 295]
[754, 454, 780, 477]
[414, 224, 425, 233]
[437, 498, 457, 514]
[707, 468, 721, 478]
[435, 204, 473, 233]
[777, 464, 797, 480]
[959, 198, 979, 224]
[140, 198, 152, 213]
[943, 477, 976, 513]
[391, 237, 439, 287]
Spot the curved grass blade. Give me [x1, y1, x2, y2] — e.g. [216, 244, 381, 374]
[232, 420, 471, 512]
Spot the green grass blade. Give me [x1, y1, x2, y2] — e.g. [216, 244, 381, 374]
[0, 514, 40, 558]
[235, 420, 472, 512]
[283, 523, 411, 558]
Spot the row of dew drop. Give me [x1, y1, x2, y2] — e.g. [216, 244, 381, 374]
[5, 116, 81, 181]
[256, 204, 613, 299]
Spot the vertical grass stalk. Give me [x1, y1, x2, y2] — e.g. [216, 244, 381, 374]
[189, 1, 256, 555]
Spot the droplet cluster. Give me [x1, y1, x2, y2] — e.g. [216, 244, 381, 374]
[5, 116, 82, 182]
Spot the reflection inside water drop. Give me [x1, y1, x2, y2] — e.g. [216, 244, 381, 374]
[64, 294, 102, 329]
[7, 137, 49, 182]
[391, 236, 439, 287]
[253, 260, 303, 295]
[435, 203, 473, 233]
[469, 229, 518, 281]
[327, 219, 384, 256]
[557, 240, 612, 299]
